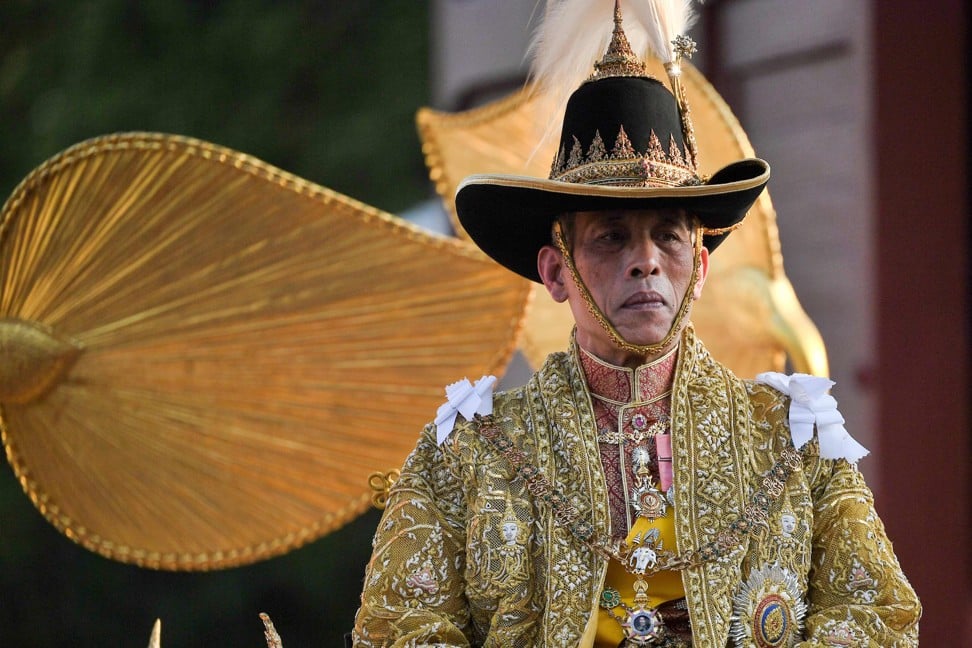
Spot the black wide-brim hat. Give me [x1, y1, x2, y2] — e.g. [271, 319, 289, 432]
[455, 76, 770, 283]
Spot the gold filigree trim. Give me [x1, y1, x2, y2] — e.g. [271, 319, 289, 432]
[368, 470, 401, 510]
[551, 128, 700, 187]
[581, 340, 678, 373]
[592, 389, 672, 411]
[665, 39, 700, 170]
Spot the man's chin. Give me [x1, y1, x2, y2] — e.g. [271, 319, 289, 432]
[615, 324, 675, 349]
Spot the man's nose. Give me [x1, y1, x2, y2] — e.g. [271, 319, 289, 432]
[628, 237, 661, 278]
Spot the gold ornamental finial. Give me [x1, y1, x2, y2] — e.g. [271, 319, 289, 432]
[665, 33, 700, 169]
[260, 613, 284, 648]
[590, 0, 648, 81]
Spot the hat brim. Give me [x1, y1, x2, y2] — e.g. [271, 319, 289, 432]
[455, 158, 770, 283]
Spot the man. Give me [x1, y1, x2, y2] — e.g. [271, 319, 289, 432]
[353, 6, 919, 647]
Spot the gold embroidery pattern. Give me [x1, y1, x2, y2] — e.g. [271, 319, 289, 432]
[800, 464, 921, 646]
[525, 350, 610, 643]
[746, 382, 920, 647]
[352, 435, 475, 646]
[671, 337, 752, 645]
[353, 328, 920, 647]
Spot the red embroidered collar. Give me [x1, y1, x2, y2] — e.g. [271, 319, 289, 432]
[577, 344, 678, 405]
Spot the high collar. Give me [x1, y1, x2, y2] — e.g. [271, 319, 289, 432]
[577, 342, 678, 405]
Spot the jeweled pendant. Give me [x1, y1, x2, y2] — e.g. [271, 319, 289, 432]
[622, 606, 665, 645]
[600, 587, 623, 609]
[631, 481, 668, 520]
[630, 444, 653, 470]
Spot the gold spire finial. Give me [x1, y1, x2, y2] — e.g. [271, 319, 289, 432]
[590, 0, 649, 81]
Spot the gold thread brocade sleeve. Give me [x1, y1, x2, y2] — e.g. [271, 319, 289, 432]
[797, 455, 922, 646]
[353, 423, 472, 647]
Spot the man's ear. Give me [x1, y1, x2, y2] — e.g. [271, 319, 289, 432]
[692, 246, 710, 300]
[537, 245, 569, 303]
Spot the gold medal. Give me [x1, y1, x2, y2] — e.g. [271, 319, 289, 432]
[629, 444, 667, 521]
[600, 580, 667, 646]
[630, 481, 668, 520]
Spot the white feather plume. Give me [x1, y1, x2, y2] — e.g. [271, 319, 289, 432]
[528, 1, 616, 103]
[528, 0, 698, 143]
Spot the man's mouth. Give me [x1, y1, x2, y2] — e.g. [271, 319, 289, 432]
[622, 291, 666, 309]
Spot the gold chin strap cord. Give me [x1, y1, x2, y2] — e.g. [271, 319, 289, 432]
[552, 220, 703, 358]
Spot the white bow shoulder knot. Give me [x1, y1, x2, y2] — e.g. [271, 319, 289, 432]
[755, 371, 869, 463]
[434, 375, 497, 445]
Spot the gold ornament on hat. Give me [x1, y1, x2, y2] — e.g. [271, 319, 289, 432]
[667, 32, 700, 169]
[538, 0, 703, 186]
[625, 0, 703, 170]
[589, 1, 650, 82]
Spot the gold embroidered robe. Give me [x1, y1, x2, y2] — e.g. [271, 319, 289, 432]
[353, 329, 920, 647]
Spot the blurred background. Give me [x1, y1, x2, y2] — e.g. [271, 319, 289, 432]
[0, 0, 967, 645]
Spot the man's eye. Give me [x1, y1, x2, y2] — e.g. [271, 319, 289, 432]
[597, 230, 624, 241]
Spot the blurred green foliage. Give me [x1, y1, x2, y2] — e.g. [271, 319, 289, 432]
[0, 1, 429, 646]
[0, 0, 430, 212]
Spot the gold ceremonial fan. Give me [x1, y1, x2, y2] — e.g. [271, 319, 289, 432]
[0, 132, 529, 570]
[418, 59, 828, 379]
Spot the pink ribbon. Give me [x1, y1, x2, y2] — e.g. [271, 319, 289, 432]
[656, 433, 673, 491]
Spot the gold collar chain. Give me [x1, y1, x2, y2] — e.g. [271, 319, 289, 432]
[476, 413, 804, 578]
[597, 416, 669, 445]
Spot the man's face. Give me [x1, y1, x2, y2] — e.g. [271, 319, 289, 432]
[538, 208, 708, 366]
